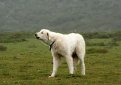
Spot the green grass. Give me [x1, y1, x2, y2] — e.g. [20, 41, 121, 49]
[0, 37, 121, 85]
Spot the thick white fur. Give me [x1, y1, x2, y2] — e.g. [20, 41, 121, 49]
[36, 29, 86, 77]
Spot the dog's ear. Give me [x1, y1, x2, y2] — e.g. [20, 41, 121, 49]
[47, 32, 50, 40]
[47, 32, 53, 41]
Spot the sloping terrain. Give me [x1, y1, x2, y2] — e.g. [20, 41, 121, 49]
[0, 0, 121, 32]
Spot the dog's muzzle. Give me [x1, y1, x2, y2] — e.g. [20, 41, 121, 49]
[35, 34, 40, 39]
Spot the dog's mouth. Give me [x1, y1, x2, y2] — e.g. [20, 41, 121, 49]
[36, 36, 40, 39]
[35, 36, 43, 41]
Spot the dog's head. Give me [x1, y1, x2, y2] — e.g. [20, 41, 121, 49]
[35, 29, 51, 44]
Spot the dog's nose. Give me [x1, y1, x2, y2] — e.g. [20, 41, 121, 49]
[35, 33, 37, 37]
[35, 33, 39, 39]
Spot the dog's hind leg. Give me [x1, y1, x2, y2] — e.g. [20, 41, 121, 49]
[76, 46, 86, 76]
[72, 52, 79, 73]
[73, 57, 78, 72]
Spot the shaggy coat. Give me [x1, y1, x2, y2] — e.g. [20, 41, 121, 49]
[35, 29, 86, 77]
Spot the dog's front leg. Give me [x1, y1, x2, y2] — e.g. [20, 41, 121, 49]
[65, 55, 74, 75]
[49, 54, 60, 78]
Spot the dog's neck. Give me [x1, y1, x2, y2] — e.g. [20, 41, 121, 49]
[48, 32, 62, 50]
[49, 40, 56, 50]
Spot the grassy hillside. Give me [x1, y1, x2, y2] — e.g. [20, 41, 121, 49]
[0, 32, 121, 84]
[0, 0, 121, 32]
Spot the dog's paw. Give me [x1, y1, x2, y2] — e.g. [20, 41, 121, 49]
[81, 72, 85, 76]
[66, 74, 75, 78]
[48, 76, 55, 78]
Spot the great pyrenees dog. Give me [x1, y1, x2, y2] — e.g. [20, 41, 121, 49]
[35, 29, 86, 77]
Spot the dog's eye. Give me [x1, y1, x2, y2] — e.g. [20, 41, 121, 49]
[41, 32, 43, 34]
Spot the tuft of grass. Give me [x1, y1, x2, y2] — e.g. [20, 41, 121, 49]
[0, 45, 7, 51]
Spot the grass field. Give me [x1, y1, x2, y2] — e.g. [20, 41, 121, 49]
[0, 32, 121, 85]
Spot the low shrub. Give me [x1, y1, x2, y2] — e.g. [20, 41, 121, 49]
[0, 45, 7, 51]
[112, 37, 121, 42]
[86, 42, 106, 46]
[87, 48, 108, 54]
[83, 32, 111, 39]
[0, 32, 33, 43]
[108, 41, 119, 47]
[86, 39, 119, 47]
[83, 31, 121, 39]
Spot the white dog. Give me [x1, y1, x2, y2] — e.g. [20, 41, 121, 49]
[35, 29, 86, 77]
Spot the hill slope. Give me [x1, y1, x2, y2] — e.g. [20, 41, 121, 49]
[0, 0, 121, 32]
